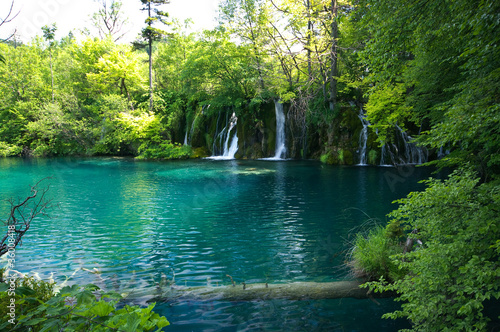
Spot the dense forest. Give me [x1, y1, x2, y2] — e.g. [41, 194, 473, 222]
[0, 0, 498, 173]
[1, 0, 499, 330]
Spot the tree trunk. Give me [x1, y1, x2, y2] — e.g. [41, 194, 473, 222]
[50, 50, 54, 103]
[148, 281, 394, 302]
[329, 0, 338, 112]
[307, 0, 312, 82]
[148, 2, 153, 112]
[121, 77, 134, 111]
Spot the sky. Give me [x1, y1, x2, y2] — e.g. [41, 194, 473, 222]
[0, 0, 222, 43]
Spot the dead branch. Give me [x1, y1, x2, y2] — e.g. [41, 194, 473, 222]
[0, 0, 20, 42]
[0, 177, 52, 257]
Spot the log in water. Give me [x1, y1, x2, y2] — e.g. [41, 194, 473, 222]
[153, 280, 390, 302]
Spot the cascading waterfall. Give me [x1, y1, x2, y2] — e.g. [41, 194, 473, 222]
[184, 105, 209, 146]
[376, 126, 428, 166]
[261, 100, 286, 160]
[184, 116, 196, 146]
[273, 100, 286, 159]
[395, 125, 428, 164]
[206, 112, 238, 160]
[357, 108, 369, 166]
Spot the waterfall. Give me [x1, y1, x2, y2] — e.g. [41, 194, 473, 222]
[184, 116, 196, 146]
[394, 125, 428, 165]
[437, 147, 450, 159]
[357, 108, 369, 165]
[273, 100, 286, 159]
[206, 112, 239, 160]
[261, 100, 286, 160]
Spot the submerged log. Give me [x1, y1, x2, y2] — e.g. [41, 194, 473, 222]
[151, 280, 392, 302]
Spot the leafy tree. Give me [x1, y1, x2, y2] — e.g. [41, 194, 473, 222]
[180, 30, 257, 107]
[86, 45, 146, 110]
[41, 24, 57, 103]
[66, 37, 115, 102]
[362, 170, 500, 331]
[154, 19, 195, 92]
[355, 0, 500, 178]
[134, 0, 170, 112]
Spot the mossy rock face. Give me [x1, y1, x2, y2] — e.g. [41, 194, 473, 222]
[342, 149, 354, 165]
[368, 149, 379, 165]
[190, 147, 209, 158]
[249, 143, 264, 159]
[320, 150, 336, 164]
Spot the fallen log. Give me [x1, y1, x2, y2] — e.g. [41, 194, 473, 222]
[149, 280, 393, 302]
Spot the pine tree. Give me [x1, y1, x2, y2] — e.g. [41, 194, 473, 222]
[133, 0, 170, 112]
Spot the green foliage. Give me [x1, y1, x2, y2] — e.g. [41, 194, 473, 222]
[0, 278, 169, 332]
[320, 150, 334, 164]
[356, 0, 500, 177]
[0, 142, 22, 157]
[362, 170, 500, 331]
[26, 103, 92, 156]
[365, 83, 412, 143]
[367, 149, 378, 165]
[137, 141, 191, 160]
[351, 226, 405, 282]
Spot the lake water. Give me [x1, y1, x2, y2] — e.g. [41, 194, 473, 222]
[0, 158, 435, 331]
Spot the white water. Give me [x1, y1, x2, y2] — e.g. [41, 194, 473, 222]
[357, 108, 369, 166]
[261, 100, 286, 160]
[395, 125, 428, 165]
[184, 117, 196, 146]
[206, 112, 238, 160]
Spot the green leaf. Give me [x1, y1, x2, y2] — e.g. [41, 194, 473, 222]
[121, 313, 141, 332]
[25, 317, 47, 325]
[91, 301, 115, 317]
[76, 290, 94, 306]
[39, 319, 62, 332]
[15, 286, 36, 296]
[0, 283, 9, 292]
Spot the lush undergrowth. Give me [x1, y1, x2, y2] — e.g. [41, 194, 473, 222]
[0, 270, 169, 331]
[350, 170, 500, 331]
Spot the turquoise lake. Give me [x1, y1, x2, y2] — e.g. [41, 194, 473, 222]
[0, 158, 437, 331]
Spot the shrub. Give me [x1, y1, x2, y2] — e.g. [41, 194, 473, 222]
[0, 275, 169, 331]
[0, 142, 22, 157]
[137, 141, 191, 160]
[350, 226, 405, 282]
[362, 170, 500, 331]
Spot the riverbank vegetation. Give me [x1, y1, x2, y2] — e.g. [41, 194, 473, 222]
[0, 272, 169, 331]
[1, 0, 499, 330]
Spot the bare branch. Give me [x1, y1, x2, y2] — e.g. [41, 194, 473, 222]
[0, 177, 53, 257]
[0, 0, 20, 43]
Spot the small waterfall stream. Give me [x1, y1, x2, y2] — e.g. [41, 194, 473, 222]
[357, 108, 369, 166]
[395, 125, 428, 164]
[262, 100, 286, 160]
[274, 101, 286, 159]
[378, 125, 428, 166]
[206, 112, 239, 160]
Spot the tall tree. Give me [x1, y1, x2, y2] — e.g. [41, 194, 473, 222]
[91, 0, 129, 42]
[134, 0, 170, 112]
[42, 23, 57, 103]
[328, 0, 338, 111]
[220, 0, 269, 92]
